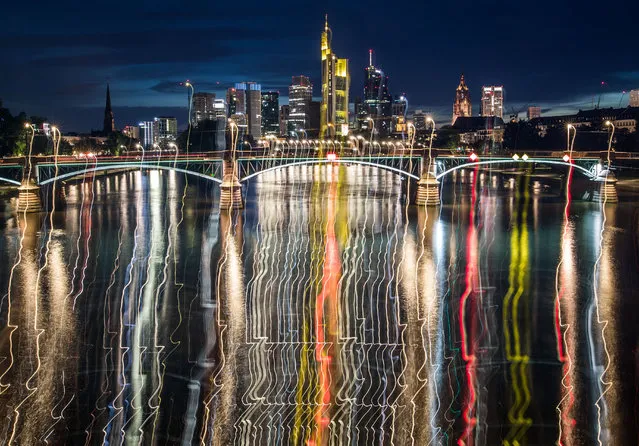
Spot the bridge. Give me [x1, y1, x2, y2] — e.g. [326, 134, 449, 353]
[0, 149, 621, 212]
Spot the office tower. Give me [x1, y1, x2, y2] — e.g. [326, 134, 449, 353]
[103, 83, 115, 134]
[361, 50, 392, 136]
[288, 75, 313, 136]
[391, 95, 408, 133]
[192, 92, 217, 124]
[234, 82, 262, 138]
[321, 15, 350, 138]
[153, 116, 178, 143]
[630, 89, 639, 107]
[226, 87, 244, 116]
[527, 106, 542, 120]
[229, 113, 248, 148]
[138, 121, 155, 148]
[261, 91, 280, 136]
[452, 74, 472, 124]
[279, 105, 290, 137]
[413, 110, 428, 131]
[480, 86, 504, 118]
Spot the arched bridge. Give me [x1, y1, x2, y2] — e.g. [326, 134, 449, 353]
[1, 151, 615, 210]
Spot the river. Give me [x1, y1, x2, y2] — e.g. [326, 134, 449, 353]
[0, 165, 638, 445]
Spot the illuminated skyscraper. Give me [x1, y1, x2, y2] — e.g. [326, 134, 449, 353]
[261, 91, 280, 136]
[279, 105, 290, 137]
[288, 75, 313, 136]
[192, 92, 217, 124]
[153, 116, 178, 143]
[630, 89, 639, 107]
[103, 83, 115, 134]
[360, 50, 392, 136]
[452, 74, 472, 124]
[233, 82, 262, 139]
[138, 121, 154, 148]
[527, 106, 541, 120]
[480, 86, 504, 118]
[321, 15, 349, 138]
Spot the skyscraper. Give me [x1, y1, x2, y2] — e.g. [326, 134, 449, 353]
[261, 91, 280, 136]
[192, 92, 217, 124]
[234, 82, 262, 139]
[226, 87, 241, 116]
[321, 15, 349, 138]
[480, 86, 504, 118]
[452, 74, 472, 124]
[360, 50, 393, 136]
[630, 89, 639, 107]
[288, 75, 313, 136]
[103, 83, 115, 134]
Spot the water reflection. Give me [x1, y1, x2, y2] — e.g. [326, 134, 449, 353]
[0, 165, 637, 444]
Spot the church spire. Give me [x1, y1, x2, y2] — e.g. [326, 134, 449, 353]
[103, 83, 115, 134]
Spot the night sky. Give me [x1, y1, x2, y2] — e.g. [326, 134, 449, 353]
[1, 0, 637, 132]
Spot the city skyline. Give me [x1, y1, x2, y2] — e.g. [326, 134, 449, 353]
[1, 0, 638, 132]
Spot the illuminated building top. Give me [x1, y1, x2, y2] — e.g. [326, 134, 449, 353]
[321, 15, 350, 138]
[452, 74, 472, 124]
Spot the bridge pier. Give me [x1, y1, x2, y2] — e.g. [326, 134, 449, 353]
[415, 157, 440, 206]
[593, 173, 618, 204]
[16, 178, 42, 213]
[220, 159, 243, 211]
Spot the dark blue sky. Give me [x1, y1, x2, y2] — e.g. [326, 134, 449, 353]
[1, 0, 637, 132]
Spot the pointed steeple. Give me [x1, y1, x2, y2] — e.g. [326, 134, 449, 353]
[103, 83, 115, 134]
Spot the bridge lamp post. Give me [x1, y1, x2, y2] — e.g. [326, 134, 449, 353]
[407, 122, 416, 151]
[153, 143, 160, 155]
[426, 117, 436, 177]
[366, 117, 375, 152]
[604, 120, 615, 170]
[119, 145, 126, 156]
[228, 120, 239, 153]
[168, 142, 178, 156]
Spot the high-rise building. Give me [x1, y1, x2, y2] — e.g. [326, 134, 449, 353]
[261, 91, 280, 136]
[103, 83, 115, 134]
[192, 92, 217, 124]
[630, 89, 639, 107]
[360, 50, 393, 136]
[452, 74, 472, 124]
[234, 82, 262, 139]
[153, 116, 178, 143]
[288, 75, 313, 136]
[321, 16, 350, 138]
[480, 86, 504, 118]
[308, 101, 321, 138]
[413, 110, 428, 131]
[226, 87, 242, 117]
[279, 105, 290, 137]
[391, 95, 408, 134]
[527, 106, 542, 120]
[139, 121, 154, 148]
[229, 113, 248, 148]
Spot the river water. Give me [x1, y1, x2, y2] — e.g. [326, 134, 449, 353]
[0, 165, 638, 445]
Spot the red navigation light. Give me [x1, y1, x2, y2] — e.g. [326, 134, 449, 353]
[469, 153, 478, 162]
[327, 153, 337, 161]
[562, 154, 570, 162]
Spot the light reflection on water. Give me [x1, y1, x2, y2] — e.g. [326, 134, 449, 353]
[0, 165, 637, 445]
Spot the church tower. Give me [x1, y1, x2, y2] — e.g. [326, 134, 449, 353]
[452, 74, 472, 124]
[103, 83, 115, 134]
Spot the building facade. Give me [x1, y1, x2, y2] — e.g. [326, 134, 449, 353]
[321, 16, 350, 138]
[359, 50, 393, 136]
[192, 92, 217, 124]
[452, 74, 472, 124]
[630, 89, 639, 107]
[527, 106, 542, 120]
[138, 121, 155, 148]
[261, 91, 280, 136]
[153, 117, 178, 144]
[279, 105, 290, 137]
[480, 86, 504, 118]
[288, 75, 313, 137]
[122, 125, 139, 140]
[231, 82, 262, 139]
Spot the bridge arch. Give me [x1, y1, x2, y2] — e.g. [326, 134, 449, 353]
[38, 163, 223, 186]
[239, 159, 420, 182]
[0, 177, 21, 186]
[435, 159, 597, 181]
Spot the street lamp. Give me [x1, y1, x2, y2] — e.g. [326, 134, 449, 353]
[168, 142, 178, 156]
[604, 120, 615, 167]
[366, 117, 375, 148]
[426, 117, 436, 177]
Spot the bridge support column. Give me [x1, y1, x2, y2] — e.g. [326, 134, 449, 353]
[593, 173, 618, 204]
[16, 178, 42, 213]
[415, 156, 440, 206]
[220, 159, 243, 211]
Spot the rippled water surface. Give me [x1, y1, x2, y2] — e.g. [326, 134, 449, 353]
[0, 165, 638, 445]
